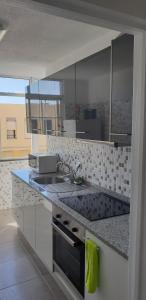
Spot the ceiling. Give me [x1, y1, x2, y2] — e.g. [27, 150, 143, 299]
[0, 1, 119, 78]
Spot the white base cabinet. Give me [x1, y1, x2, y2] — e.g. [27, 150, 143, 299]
[23, 205, 35, 249]
[85, 231, 128, 300]
[12, 175, 53, 272]
[22, 183, 37, 250]
[13, 207, 23, 232]
[12, 175, 128, 300]
[12, 176, 24, 207]
[35, 199, 52, 272]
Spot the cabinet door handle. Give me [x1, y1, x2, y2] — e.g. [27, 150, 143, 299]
[76, 131, 86, 134]
[110, 133, 131, 136]
[46, 130, 67, 133]
[52, 222, 80, 247]
[32, 129, 41, 132]
[46, 129, 53, 132]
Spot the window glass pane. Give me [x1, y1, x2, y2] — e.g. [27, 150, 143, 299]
[0, 77, 29, 93]
[39, 80, 62, 95]
[42, 99, 61, 118]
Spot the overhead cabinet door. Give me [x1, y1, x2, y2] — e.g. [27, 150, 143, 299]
[26, 81, 42, 134]
[39, 79, 63, 135]
[110, 34, 134, 145]
[75, 48, 111, 141]
[49, 64, 76, 137]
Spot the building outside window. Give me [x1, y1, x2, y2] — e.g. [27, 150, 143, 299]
[0, 77, 48, 159]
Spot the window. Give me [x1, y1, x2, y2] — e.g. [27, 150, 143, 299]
[0, 77, 30, 158]
[6, 118, 17, 139]
[0, 77, 48, 159]
[7, 130, 16, 139]
[39, 80, 62, 95]
[44, 119, 52, 134]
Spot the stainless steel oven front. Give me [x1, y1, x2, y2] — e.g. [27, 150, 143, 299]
[52, 206, 85, 297]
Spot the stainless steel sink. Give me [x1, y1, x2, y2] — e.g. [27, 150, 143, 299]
[32, 174, 86, 193]
[33, 175, 65, 185]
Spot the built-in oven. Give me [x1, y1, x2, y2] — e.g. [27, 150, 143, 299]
[52, 205, 85, 297]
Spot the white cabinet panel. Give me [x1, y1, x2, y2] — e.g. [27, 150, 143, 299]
[22, 183, 36, 249]
[12, 176, 53, 271]
[12, 175, 24, 207]
[23, 183, 40, 206]
[85, 231, 128, 300]
[35, 198, 52, 272]
[12, 175, 24, 231]
[13, 207, 23, 232]
[23, 205, 35, 249]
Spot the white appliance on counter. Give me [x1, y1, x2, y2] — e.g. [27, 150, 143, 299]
[28, 153, 58, 174]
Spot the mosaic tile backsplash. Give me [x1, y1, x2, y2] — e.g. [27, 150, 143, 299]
[47, 136, 131, 198]
[0, 159, 29, 210]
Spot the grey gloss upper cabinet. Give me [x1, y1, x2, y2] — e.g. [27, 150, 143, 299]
[26, 80, 63, 135]
[25, 81, 42, 134]
[48, 64, 76, 137]
[25, 34, 133, 145]
[39, 80, 63, 135]
[76, 48, 111, 141]
[110, 34, 134, 145]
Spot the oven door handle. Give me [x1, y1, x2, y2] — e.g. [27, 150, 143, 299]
[52, 222, 79, 247]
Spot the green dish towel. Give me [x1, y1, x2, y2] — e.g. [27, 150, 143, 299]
[85, 239, 100, 293]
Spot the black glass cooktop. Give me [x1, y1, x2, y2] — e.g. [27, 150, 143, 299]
[60, 192, 130, 221]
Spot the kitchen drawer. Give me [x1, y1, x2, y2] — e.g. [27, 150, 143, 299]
[35, 202, 53, 271]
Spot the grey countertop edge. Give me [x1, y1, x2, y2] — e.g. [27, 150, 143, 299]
[11, 169, 129, 260]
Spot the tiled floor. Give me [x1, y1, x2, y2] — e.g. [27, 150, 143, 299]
[0, 210, 67, 300]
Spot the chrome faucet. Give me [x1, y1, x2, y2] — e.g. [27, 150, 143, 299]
[56, 158, 81, 183]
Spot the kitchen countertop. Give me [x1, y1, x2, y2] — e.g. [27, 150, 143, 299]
[11, 168, 130, 259]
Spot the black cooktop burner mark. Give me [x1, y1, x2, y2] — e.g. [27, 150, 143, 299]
[60, 192, 130, 221]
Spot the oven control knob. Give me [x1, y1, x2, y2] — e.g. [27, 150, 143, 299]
[63, 220, 69, 225]
[72, 227, 78, 233]
[56, 214, 62, 219]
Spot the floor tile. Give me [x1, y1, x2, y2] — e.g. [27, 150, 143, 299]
[43, 273, 68, 300]
[0, 209, 67, 300]
[0, 277, 58, 300]
[0, 255, 39, 290]
[0, 226, 19, 246]
[0, 241, 26, 265]
[0, 210, 15, 227]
